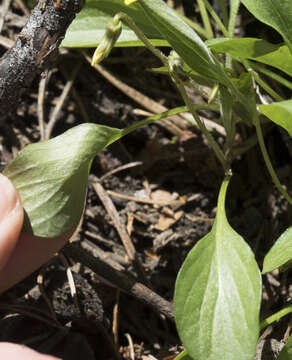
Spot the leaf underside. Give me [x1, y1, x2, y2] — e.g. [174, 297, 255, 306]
[62, 0, 165, 48]
[259, 100, 292, 138]
[3, 124, 122, 238]
[174, 179, 261, 360]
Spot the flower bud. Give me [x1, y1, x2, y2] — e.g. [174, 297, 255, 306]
[168, 50, 184, 74]
[91, 15, 122, 66]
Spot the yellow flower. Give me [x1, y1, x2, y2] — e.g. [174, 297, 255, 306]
[124, 0, 138, 5]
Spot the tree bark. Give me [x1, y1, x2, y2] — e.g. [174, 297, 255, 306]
[0, 0, 84, 121]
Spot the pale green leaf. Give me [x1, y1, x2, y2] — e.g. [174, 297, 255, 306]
[3, 124, 122, 238]
[136, 0, 229, 84]
[263, 227, 292, 274]
[174, 178, 261, 360]
[208, 38, 292, 78]
[259, 100, 292, 137]
[240, 0, 292, 47]
[62, 0, 166, 48]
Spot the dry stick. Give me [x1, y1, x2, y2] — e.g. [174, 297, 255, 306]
[0, 0, 12, 33]
[59, 252, 84, 316]
[14, 0, 30, 16]
[37, 70, 52, 141]
[0, 34, 13, 48]
[92, 181, 150, 287]
[63, 243, 174, 322]
[60, 65, 90, 123]
[107, 189, 186, 207]
[45, 62, 81, 139]
[99, 161, 142, 183]
[125, 333, 135, 360]
[0, 0, 84, 122]
[112, 289, 120, 348]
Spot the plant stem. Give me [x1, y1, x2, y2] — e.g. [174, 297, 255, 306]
[250, 62, 292, 91]
[225, 0, 240, 69]
[121, 104, 220, 137]
[254, 114, 292, 206]
[219, 0, 228, 27]
[197, 0, 213, 39]
[249, 69, 284, 102]
[201, 0, 229, 37]
[228, 0, 240, 37]
[180, 14, 210, 39]
[172, 73, 229, 173]
[116, 12, 168, 66]
[217, 174, 232, 216]
[242, 61, 284, 102]
[260, 304, 292, 330]
[121, 106, 185, 136]
[174, 349, 189, 360]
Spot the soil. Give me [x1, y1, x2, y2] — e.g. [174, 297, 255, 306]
[1, 1, 292, 360]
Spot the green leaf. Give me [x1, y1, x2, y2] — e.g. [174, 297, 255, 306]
[231, 72, 257, 124]
[240, 0, 292, 47]
[135, 0, 229, 84]
[208, 38, 292, 78]
[277, 333, 292, 359]
[62, 0, 166, 48]
[174, 177, 261, 360]
[262, 227, 292, 274]
[259, 100, 292, 137]
[3, 124, 122, 238]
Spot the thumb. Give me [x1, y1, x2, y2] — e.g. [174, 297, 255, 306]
[0, 174, 23, 271]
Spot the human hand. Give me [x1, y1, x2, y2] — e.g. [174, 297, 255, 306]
[0, 342, 60, 360]
[0, 173, 73, 293]
[0, 173, 73, 359]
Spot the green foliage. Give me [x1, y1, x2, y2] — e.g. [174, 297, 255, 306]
[262, 227, 292, 274]
[174, 178, 261, 360]
[208, 38, 292, 78]
[136, 0, 228, 84]
[240, 0, 292, 49]
[3, 124, 122, 237]
[62, 0, 165, 47]
[259, 100, 292, 137]
[7, 0, 292, 358]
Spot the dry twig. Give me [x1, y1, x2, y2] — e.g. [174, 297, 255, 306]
[92, 180, 150, 286]
[63, 243, 174, 322]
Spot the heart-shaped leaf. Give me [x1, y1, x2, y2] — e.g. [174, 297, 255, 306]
[174, 177, 262, 360]
[259, 100, 292, 138]
[263, 227, 292, 274]
[240, 0, 292, 48]
[62, 0, 166, 48]
[3, 123, 122, 238]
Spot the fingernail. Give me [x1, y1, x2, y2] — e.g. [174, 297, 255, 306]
[0, 174, 19, 221]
